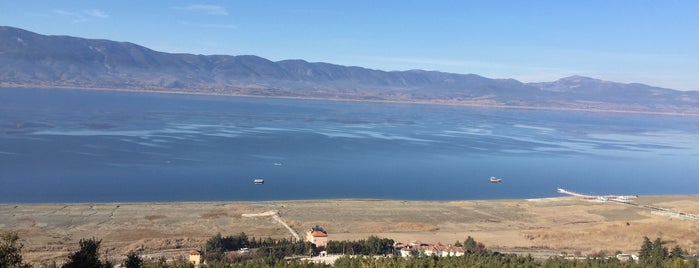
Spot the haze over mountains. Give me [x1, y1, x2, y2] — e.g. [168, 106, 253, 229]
[1, 26, 698, 114]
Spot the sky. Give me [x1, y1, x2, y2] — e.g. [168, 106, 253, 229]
[1, 1, 698, 91]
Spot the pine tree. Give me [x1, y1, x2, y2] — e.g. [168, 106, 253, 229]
[205, 233, 226, 262]
[0, 232, 30, 268]
[639, 236, 653, 263]
[670, 244, 684, 259]
[652, 237, 668, 261]
[123, 251, 143, 268]
[464, 236, 477, 251]
[640, 237, 669, 267]
[63, 237, 107, 268]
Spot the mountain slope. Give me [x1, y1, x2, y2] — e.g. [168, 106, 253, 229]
[529, 76, 699, 109]
[1, 26, 697, 113]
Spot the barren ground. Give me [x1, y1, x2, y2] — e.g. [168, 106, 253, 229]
[1, 196, 698, 265]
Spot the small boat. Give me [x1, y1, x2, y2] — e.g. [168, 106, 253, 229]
[253, 179, 264, 184]
[489, 177, 502, 183]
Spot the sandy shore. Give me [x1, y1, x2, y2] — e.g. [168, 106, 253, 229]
[2, 196, 699, 265]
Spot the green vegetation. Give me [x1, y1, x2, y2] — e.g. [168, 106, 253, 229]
[464, 235, 477, 251]
[462, 236, 487, 254]
[637, 236, 692, 268]
[139, 256, 191, 268]
[4, 232, 699, 268]
[1, 232, 31, 268]
[225, 259, 329, 268]
[122, 252, 143, 268]
[325, 236, 394, 255]
[62, 237, 112, 268]
[203, 232, 321, 262]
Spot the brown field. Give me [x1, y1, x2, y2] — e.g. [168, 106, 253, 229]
[1, 196, 698, 265]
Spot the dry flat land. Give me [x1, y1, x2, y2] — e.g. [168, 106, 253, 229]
[2, 196, 699, 265]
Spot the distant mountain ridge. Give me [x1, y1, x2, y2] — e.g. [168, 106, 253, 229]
[1, 26, 698, 114]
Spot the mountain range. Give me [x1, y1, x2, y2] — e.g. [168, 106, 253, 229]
[1, 26, 698, 114]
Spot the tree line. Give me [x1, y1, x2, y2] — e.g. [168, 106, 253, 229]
[2, 231, 698, 268]
[203, 232, 320, 263]
[324, 236, 394, 255]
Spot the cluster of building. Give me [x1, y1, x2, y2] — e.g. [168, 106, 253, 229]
[188, 227, 472, 265]
[394, 242, 468, 257]
[186, 225, 330, 266]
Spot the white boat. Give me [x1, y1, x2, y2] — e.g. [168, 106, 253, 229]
[253, 179, 264, 184]
[489, 177, 502, 183]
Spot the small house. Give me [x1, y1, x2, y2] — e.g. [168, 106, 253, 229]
[306, 225, 328, 247]
[188, 249, 202, 265]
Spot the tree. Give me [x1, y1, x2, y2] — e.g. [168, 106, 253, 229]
[639, 236, 653, 262]
[0, 232, 30, 268]
[472, 242, 488, 255]
[652, 237, 668, 261]
[205, 233, 227, 262]
[236, 232, 248, 249]
[453, 240, 462, 247]
[670, 245, 684, 259]
[123, 251, 143, 268]
[63, 237, 110, 268]
[639, 237, 669, 267]
[591, 250, 607, 258]
[464, 236, 477, 251]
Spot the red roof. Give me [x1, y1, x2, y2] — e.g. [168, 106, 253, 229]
[310, 231, 328, 237]
[189, 249, 201, 255]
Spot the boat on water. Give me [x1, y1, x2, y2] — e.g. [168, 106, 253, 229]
[253, 179, 264, 184]
[489, 177, 502, 183]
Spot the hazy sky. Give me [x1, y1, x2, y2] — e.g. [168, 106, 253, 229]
[1, 1, 698, 90]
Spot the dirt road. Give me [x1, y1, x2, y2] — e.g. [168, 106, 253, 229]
[1, 196, 698, 265]
[242, 210, 300, 241]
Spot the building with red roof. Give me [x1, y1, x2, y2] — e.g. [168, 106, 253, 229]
[306, 225, 328, 247]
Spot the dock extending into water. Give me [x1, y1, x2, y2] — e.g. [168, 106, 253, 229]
[557, 188, 699, 221]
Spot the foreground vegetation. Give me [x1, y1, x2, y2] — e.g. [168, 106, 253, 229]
[2, 231, 697, 268]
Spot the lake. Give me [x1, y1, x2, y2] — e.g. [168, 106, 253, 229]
[1, 88, 698, 202]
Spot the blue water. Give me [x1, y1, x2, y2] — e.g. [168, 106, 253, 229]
[1, 88, 698, 203]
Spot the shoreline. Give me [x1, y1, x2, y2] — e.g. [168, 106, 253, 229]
[0, 196, 565, 205]
[1, 194, 696, 205]
[3, 85, 698, 117]
[3, 195, 698, 264]
[4, 193, 697, 206]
